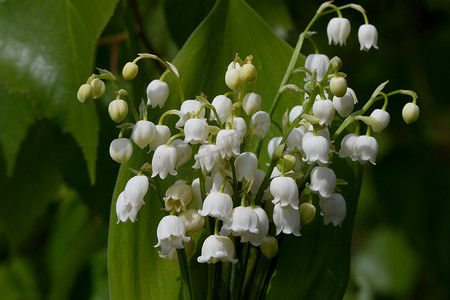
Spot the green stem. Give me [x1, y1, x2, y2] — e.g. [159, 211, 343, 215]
[177, 248, 193, 300]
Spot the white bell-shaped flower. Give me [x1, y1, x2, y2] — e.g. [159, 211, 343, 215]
[354, 135, 378, 165]
[109, 138, 133, 163]
[286, 127, 306, 152]
[154, 215, 191, 255]
[302, 135, 330, 165]
[124, 175, 149, 208]
[273, 204, 301, 236]
[327, 17, 351, 46]
[338, 133, 358, 159]
[319, 193, 346, 226]
[193, 144, 221, 172]
[370, 109, 390, 133]
[131, 120, 156, 149]
[288, 105, 304, 123]
[197, 235, 238, 264]
[304, 54, 330, 82]
[240, 207, 270, 246]
[163, 181, 192, 212]
[333, 91, 354, 117]
[313, 99, 335, 126]
[304, 126, 331, 142]
[191, 176, 212, 209]
[221, 206, 259, 237]
[149, 125, 171, 151]
[235, 152, 258, 181]
[179, 209, 205, 235]
[198, 191, 233, 222]
[250, 111, 270, 138]
[171, 139, 192, 168]
[232, 117, 247, 141]
[268, 137, 282, 159]
[308, 166, 336, 198]
[176, 100, 205, 127]
[151, 145, 177, 179]
[270, 176, 299, 209]
[146, 79, 169, 108]
[211, 171, 233, 196]
[216, 129, 241, 159]
[358, 24, 378, 51]
[211, 95, 232, 124]
[242, 92, 262, 115]
[116, 191, 142, 223]
[184, 118, 209, 144]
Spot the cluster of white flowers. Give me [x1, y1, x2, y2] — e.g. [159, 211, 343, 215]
[77, 2, 419, 268]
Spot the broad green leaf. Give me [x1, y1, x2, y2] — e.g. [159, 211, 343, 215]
[0, 84, 35, 176]
[0, 0, 118, 183]
[0, 256, 41, 300]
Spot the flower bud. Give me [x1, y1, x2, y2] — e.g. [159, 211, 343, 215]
[330, 77, 347, 97]
[109, 138, 133, 163]
[131, 120, 156, 149]
[90, 78, 105, 99]
[108, 99, 128, 123]
[147, 80, 169, 108]
[77, 84, 93, 103]
[370, 109, 390, 132]
[276, 154, 296, 173]
[260, 237, 278, 259]
[122, 62, 139, 80]
[242, 92, 262, 115]
[211, 95, 232, 124]
[225, 68, 243, 90]
[179, 209, 205, 235]
[402, 102, 419, 124]
[240, 63, 257, 82]
[299, 203, 316, 225]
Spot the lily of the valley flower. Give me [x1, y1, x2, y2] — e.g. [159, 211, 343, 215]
[154, 215, 191, 255]
[240, 206, 270, 246]
[319, 193, 347, 226]
[221, 206, 259, 237]
[131, 120, 156, 149]
[250, 111, 271, 138]
[171, 139, 192, 168]
[327, 17, 351, 46]
[216, 129, 241, 159]
[109, 138, 133, 163]
[304, 54, 330, 82]
[235, 152, 258, 181]
[358, 24, 378, 51]
[197, 235, 238, 264]
[124, 175, 149, 208]
[211, 95, 232, 124]
[302, 135, 330, 165]
[338, 133, 358, 160]
[151, 145, 178, 179]
[149, 125, 171, 150]
[402, 102, 420, 124]
[270, 176, 299, 209]
[333, 91, 354, 117]
[232, 117, 247, 141]
[163, 181, 192, 212]
[354, 135, 378, 165]
[313, 99, 335, 126]
[198, 190, 233, 222]
[273, 204, 301, 236]
[176, 100, 205, 127]
[146, 79, 169, 108]
[370, 109, 390, 133]
[116, 191, 142, 223]
[184, 118, 209, 144]
[193, 144, 221, 172]
[242, 92, 262, 115]
[179, 209, 205, 235]
[308, 166, 336, 198]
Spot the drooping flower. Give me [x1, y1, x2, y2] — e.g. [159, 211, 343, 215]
[358, 24, 378, 51]
[313, 99, 335, 126]
[198, 191, 233, 222]
[176, 100, 205, 127]
[319, 193, 346, 226]
[327, 17, 351, 46]
[179, 209, 205, 235]
[338, 133, 358, 160]
[193, 144, 221, 172]
[197, 235, 238, 264]
[216, 129, 241, 159]
[250, 111, 271, 138]
[242, 92, 262, 115]
[221, 206, 259, 237]
[116, 191, 142, 223]
[109, 138, 133, 163]
[273, 204, 301, 236]
[308, 166, 336, 198]
[302, 135, 330, 165]
[333, 91, 354, 117]
[124, 175, 149, 208]
[370, 109, 390, 133]
[304, 54, 330, 81]
[171, 139, 192, 168]
[270, 176, 299, 209]
[211, 95, 232, 124]
[235, 152, 258, 181]
[108, 99, 128, 123]
[154, 215, 191, 255]
[402, 102, 420, 124]
[240, 206, 270, 246]
[184, 118, 209, 144]
[151, 145, 177, 179]
[232, 117, 247, 141]
[149, 125, 171, 151]
[146, 79, 169, 108]
[163, 181, 192, 212]
[354, 135, 378, 165]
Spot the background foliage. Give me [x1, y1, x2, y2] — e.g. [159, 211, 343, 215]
[0, 0, 449, 299]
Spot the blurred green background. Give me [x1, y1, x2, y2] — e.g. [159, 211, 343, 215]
[0, 0, 448, 299]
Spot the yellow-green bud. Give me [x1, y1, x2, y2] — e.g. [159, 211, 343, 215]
[260, 237, 278, 259]
[122, 62, 139, 80]
[90, 78, 105, 99]
[330, 56, 343, 71]
[77, 84, 94, 103]
[402, 102, 420, 124]
[276, 154, 296, 173]
[330, 77, 347, 98]
[299, 203, 316, 225]
[108, 99, 128, 123]
[240, 63, 257, 82]
[225, 68, 243, 90]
